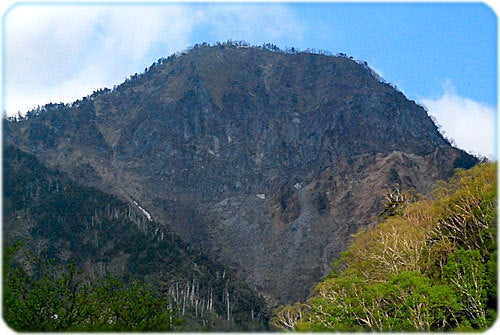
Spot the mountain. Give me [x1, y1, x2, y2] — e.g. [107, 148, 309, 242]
[3, 144, 268, 330]
[3, 41, 478, 306]
[271, 162, 497, 331]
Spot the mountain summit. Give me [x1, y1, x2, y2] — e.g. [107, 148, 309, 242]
[4, 42, 477, 305]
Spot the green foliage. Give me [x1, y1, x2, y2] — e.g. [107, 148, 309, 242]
[381, 271, 461, 331]
[74, 277, 180, 331]
[336, 199, 435, 282]
[3, 245, 180, 331]
[442, 249, 494, 329]
[272, 162, 497, 331]
[270, 303, 305, 331]
[292, 271, 461, 332]
[2, 145, 268, 331]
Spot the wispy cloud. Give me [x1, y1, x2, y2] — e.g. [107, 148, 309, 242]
[3, 3, 304, 116]
[198, 4, 304, 45]
[420, 81, 497, 160]
[3, 4, 195, 115]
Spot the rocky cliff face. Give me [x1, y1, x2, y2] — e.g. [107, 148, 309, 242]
[4, 43, 477, 305]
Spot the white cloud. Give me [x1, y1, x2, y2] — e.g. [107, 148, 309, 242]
[199, 4, 304, 45]
[4, 2, 495, 163]
[3, 4, 195, 115]
[2, 2, 304, 117]
[420, 82, 497, 160]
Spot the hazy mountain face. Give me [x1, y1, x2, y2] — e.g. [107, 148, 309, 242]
[4, 43, 477, 305]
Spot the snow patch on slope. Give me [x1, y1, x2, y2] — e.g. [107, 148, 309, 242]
[133, 200, 153, 221]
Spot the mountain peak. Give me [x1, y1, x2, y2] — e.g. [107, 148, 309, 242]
[4, 43, 477, 304]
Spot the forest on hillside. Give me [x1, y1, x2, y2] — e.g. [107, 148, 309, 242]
[4, 143, 495, 332]
[272, 162, 497, 332]
[2, 41, 493, 332]
[2, 145, 268, 331]
[4, 42, 479, 308]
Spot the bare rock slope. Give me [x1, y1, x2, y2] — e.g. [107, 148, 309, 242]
[4, 43, 477, 305]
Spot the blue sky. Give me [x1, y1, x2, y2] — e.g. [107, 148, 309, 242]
[1, 0, 497, 158]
